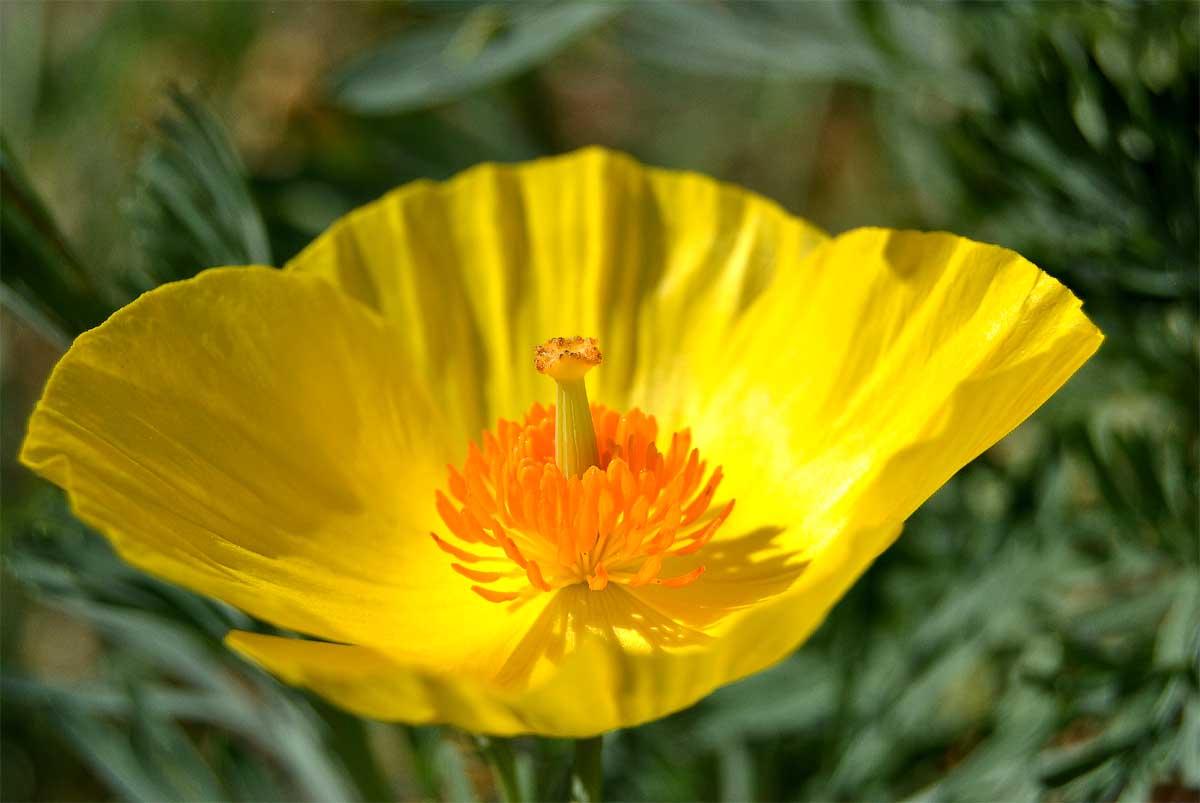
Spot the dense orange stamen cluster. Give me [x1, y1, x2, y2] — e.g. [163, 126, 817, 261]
[431, 403, 734, 605]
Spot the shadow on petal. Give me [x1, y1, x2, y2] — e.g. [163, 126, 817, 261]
[494, 583, 713, 687]
[491, 526, 808, 687]
[631, 526, 810, 631]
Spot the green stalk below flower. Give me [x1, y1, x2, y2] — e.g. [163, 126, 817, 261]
[571, 736, 603, 802]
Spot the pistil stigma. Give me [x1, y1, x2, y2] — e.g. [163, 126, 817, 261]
[535, 336, 602, 477]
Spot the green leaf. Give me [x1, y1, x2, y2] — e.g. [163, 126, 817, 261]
[4, 514, 358, 803]
[695, 655, 837, 746]
[621, 3, 989, 108]
[128, 88, 271, 285]
[331, 3, 620, 115]
[1180, 697, 1200, 787]
[434, 731, 477, 802]
[1154, 573, 1200, 671]
[620, 3, 884, 83]
[0, 134, 112, 335]
[55, 709, 183, 802]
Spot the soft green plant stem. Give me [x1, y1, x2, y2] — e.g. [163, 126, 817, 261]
[555, 378, 599, 477]
[474, 736, 523, 803]
[571, 736, 603, 802]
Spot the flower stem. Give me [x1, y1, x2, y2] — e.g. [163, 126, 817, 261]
[570, 736, 603, 802]
[474, 735, 523, 802]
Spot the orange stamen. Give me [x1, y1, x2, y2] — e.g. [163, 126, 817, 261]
[430, 531, 487, 563]
[654, 564, 706, 588]
[587, 563, 610, 591]
[452, 563, 507, 583]
[472, 586, 521, 603]
[433, 402, 732, 603]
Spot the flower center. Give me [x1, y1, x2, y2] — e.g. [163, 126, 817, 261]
[430, 337, 734, 605]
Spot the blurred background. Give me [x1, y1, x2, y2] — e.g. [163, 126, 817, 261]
[2, 2, 1197, 801]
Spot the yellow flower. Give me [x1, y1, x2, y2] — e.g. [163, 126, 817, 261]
[20, 148, 1102, 737]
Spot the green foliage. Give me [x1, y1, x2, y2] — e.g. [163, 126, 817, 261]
[1, 135, 111, 338]
[2, 3, 1195, 801]
[128, 87, 272, 287]
[331, 3, 620, 115]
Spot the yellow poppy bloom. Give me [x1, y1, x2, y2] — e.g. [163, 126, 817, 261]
[20, 148, 1102, 737]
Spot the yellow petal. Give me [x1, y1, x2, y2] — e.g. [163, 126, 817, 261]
[597, 228, 1104, 724]
[225, 581, 722, 736]
[223, 633, 542, 734]
[226, 527, 890, 738]
[284, 147, 829, 432]
[460, 227, 1100, 736]
[511, 227, 1100, 738]
[685, 227, 1104, 552]
[20, 267, 542, 662]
